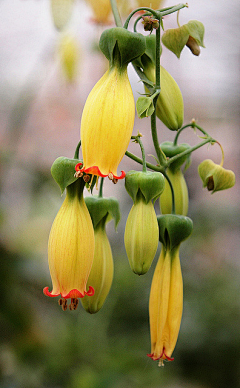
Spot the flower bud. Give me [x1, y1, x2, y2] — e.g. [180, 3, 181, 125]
[159, 142, 190, 215]
[135, 0, 164, 9]
[43, 179, 95, 308]
[160, 168, 188, 216]
[81, 196, 120, 313]
[85, 0, 112, 24]
[124, 191, 159, 275]
[144, 64, 184, 130]
[198, 159, 235, 193]
[50, 0, 75, 31]
[59, 34, 79, 82]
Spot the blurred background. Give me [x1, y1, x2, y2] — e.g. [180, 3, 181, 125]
[0, 0, 240, 387]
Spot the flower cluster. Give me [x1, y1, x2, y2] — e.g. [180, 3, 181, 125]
[44, 1, 235, 367]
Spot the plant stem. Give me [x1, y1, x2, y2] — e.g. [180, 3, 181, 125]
[125, 150, 165, 174]
[166, 138, 212, 168]
[74, 140, 81, 159]
[132, 135, 147, 172]
[110, 0, 122, 27]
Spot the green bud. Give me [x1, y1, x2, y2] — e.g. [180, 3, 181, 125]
[124, 191, 159, 275]
[81, 219, 114, 314]
[198, 159, 235, 193]
[99, 27, 146, 68]
[157, 214, 193, 250]
[81, 196, 120, 314]
[125, 170, 165, 204]
[160, 168, 189, 216]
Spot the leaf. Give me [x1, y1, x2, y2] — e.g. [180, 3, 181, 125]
[186, 20, 205, 47]
[136, 96, 155, 118]
[51, 156, 82, 194]
[161, 25, 189, 58]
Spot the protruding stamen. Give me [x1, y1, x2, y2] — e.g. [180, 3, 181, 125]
[74, 171, 83, 178]
[112, 178, 118, 184]
[69, 298, 79, 311]
[83, 174, 90, 183]
[158, 359, 164, 367]
[58, 298, 68, 311]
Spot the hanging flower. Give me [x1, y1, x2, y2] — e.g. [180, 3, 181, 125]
[148, 215, 193, 365]
[77, 28, 146, 181]
[43, 179, 95, 311]
[81, 195, 120, 313]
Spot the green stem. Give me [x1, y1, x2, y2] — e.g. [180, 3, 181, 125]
[110, 0, 123, 27]
[174, 121, 212, 145]
[166, 138, 213, 168]
[99, 177, 104, 198]
[125, 150, 165, 174]
[151, 107, 167, 167]
[74, 140, 81, 159]
[124, 7, 159, 29]
[132, 135, 147, 172]
[160, 3, 188, 16]
[155, 23, 161, 91]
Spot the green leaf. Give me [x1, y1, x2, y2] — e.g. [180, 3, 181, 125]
[85, 196, 121, 230]
[186, 20, 205, 47]
[51, 156, 82, 194]
[162, 25, 189, 58]
[136, 96, 155, 118]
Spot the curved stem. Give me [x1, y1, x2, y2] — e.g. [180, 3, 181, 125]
[166, 138, 213, 168]
[110, 0, 123, 27]
[160, 3, 188, 16]
[125, 150, 165, 174]
[74, 140, 81, 159]
[124, 7, 159, 29]
[131, 135, 147, 172]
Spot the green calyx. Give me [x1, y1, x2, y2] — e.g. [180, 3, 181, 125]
[85, 196, 120, 230]
[125, 170, 165, 204]
[157, 214, 193, 250]
[133, 34, 161, 70]
[162, 20, 205, 58]
[99, 27, 146, 68]
[198, 159, 235, 193]
[51, 156, 83, 194]
[160, 141, 191, 172]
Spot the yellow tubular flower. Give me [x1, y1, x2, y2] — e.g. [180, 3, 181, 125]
[79, 66, 135, 180]
[135, 0, 164, 9]
[85, 0, 112, 24]
[43, 180, 95, 310]
[148, 246, 183, 365]
[81, 221, 114, 314]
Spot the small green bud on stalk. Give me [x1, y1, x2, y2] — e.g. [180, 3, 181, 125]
[198, 159, 235, 193]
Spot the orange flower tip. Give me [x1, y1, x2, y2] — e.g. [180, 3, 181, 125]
[75, 162, 83, 171]
[43, 286, 94, 299]
[74, 165, 126, 181]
